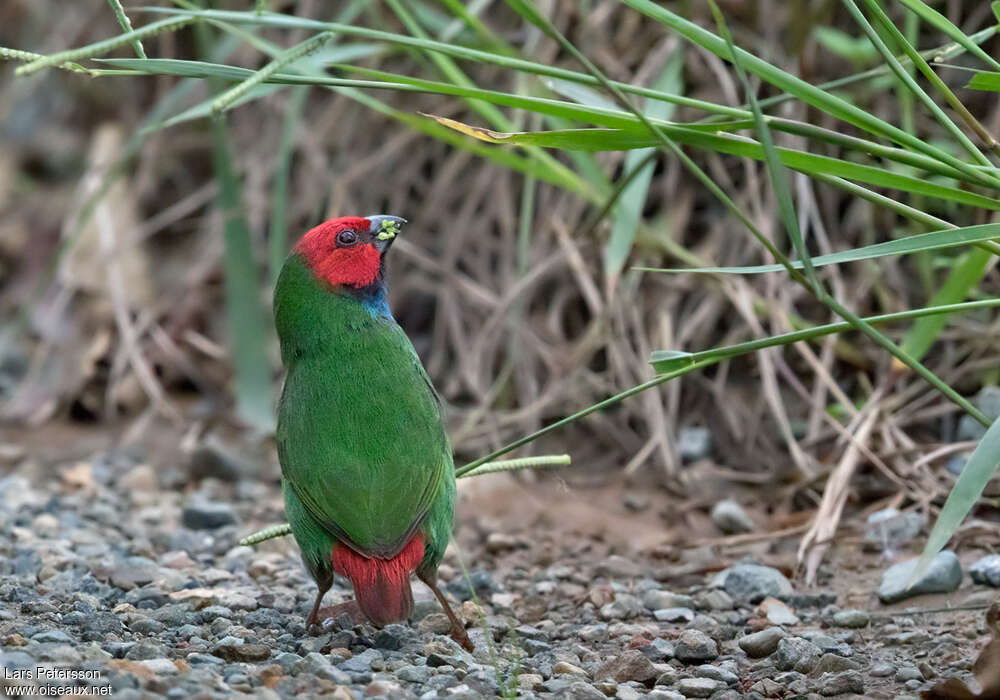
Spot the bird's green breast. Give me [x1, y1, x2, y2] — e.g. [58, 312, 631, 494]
[274, 256, 449, 557]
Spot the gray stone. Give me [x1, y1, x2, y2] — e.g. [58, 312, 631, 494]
[181, 498, 238, 530]
[31, 629, 74, 643]
[648, 692, 685, 700]
[397, 665, 432, 683]
[865, 508, 925, 551]
[812, 653, 861, 675]
[711, 500, 755, 534]
[694, 664, 738, 685]
[674, 630, 718, 663]
[339, 647, 382, 673]
[678, 426, 712, 461]
[870, 662, 894, 677]
[654, 607, 694, 622]
[677, 677, 724, 698]
[594, 649, 657, 683]
[599, 594, 643, 620]
[957, 386, 1000, 441]
[559, 682, 605, 700]
[110, 557, 164, 590]
[642, 590, 695, 611]
[712, 564, 793, 602]
[773, 637, 821, 673]
[831, 609, 870, 628]
[738, 627, 786, 657]
[970, 554, 1000, 587]
[211, 640, 271, 662]
[293, 652, 350, 682]
[877, 551, 962, 603]
[895, 666, 924, 682]
[641, 638, 674, 661]
[814, 670, 864, 696]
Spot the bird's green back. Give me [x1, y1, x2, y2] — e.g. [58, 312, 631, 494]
[274, 255, 449, 557]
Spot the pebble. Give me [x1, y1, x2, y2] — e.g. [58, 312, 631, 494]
[643, 590, 695, 611]
[594, 650, 656, 683]
[758, 597, 799, 626]
[673, 630, 718, 663]
[814, 670, 865, 696]
[678, 426, 712, 461]
[895, 665, 923, 682]
[712, 564, 793, 601]
[865, 508, 925, 551]
[654, 607, 694, 623]
[678, 677, 724, 698]
[957, 386, 1000, 441]
[831, 609, 870, 628]
[970, 554, 1000, 587]
[710, 500, 755, 534]
[738, 627, 786, 657]
[181, 498, 238, 529]
[772, 637, 821, 673]
[877, 551, 963, 603]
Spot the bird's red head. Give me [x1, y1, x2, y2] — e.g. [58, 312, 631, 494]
[294, 215, 405, 288]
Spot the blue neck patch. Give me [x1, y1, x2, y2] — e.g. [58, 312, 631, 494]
[357, 281, 393, 320]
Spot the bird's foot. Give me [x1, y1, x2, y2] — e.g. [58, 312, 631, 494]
[308, 600, 365, 635]
[450, 623, 474, 652]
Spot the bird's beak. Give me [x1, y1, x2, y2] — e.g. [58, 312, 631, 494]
[366, 215, 407, 254]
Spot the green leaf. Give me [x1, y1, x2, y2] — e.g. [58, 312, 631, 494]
[812, 26, 878, 65]
[967, 71, 1000, 91]
[605, 49, 683, 283]
[911, 416, 1000, 584]
[418, 117, 1000, 213]
[899, 248, 996, 362]
[639, 223, 1000, 274]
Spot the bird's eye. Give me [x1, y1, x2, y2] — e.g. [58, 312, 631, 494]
[336, 230, 358, 246]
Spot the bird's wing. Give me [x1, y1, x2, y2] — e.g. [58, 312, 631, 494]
[277, 321, 449, 558]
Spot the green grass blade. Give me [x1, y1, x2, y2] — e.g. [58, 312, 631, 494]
[896, 0, 1000, 72]
[415, 117, 1000, 213]
[709, 0, 991, 429]
[899, 248, 996, 362]
[910, 416, 1000, 583]
[605, 49, 683, 283]
[15, 15, 195, 75]
[649, 298, 1000, 374]
[847, 0, 991, 166]
[639, 223, 1000, 274]
[857, 0, 999, 163]
[709, 1, 817, 286]
[269, 85, 307, 287]
[618, 0, 1000, 189]
[106, 0, 147, 58]
[212, 116, 275, 433]
[210, 31, 331, 115]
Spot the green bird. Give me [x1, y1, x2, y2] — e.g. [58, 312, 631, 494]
[274, 214, 471, 650]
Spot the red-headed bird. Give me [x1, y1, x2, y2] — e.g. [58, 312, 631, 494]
[274, 215, 471, 650]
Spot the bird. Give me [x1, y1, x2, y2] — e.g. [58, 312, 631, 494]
[273, 214, 472, 651]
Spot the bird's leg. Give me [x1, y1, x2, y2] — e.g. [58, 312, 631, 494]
[418, 570, 473, 652]
[305, 578, 332, 633]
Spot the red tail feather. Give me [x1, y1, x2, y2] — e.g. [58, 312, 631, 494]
[331, 535, 425, 626]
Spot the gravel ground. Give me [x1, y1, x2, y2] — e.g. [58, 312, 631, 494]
[0, 445, 997, 699]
